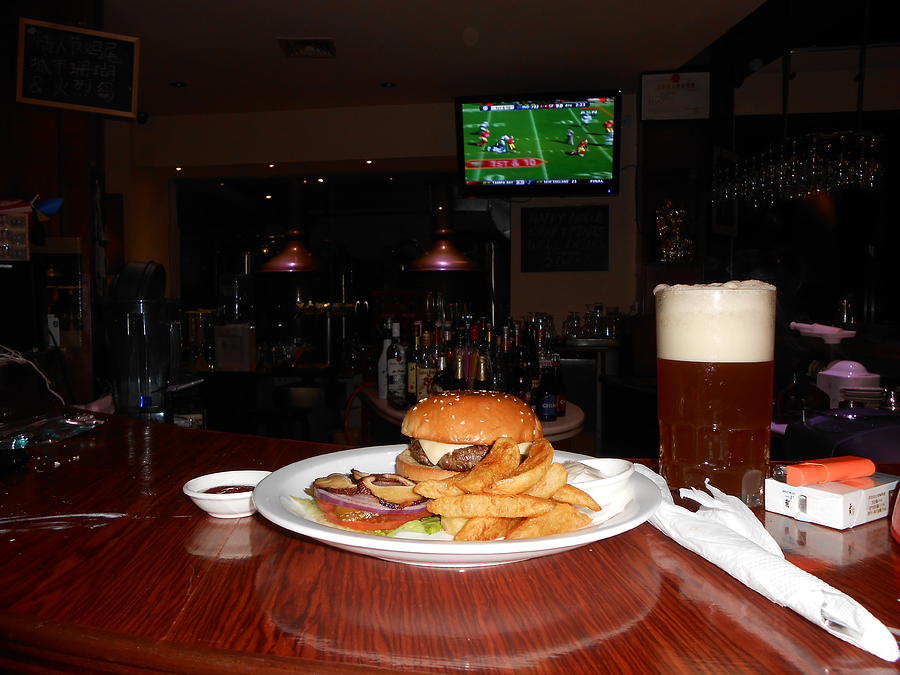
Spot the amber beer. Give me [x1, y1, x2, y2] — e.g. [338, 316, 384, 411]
[655, 281, 776, 506]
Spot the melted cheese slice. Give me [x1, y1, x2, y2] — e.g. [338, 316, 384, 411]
[418, 439, 533, 466]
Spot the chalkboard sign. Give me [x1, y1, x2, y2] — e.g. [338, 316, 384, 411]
[16, 18, 140, 118]
[521, 206, 609, 272]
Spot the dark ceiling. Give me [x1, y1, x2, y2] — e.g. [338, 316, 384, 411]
[101, 0, 766, 116]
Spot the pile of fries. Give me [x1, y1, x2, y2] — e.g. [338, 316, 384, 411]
[412, 437, 600, 541]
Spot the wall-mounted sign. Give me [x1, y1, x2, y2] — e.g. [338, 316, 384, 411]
[0, 213, 30, 261]
[521, 206, 609, 273]
[16, 18, 140, 118]
[641, 72, 710, 121]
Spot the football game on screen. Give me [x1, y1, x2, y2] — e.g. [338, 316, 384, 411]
[459, 97, 616, 186]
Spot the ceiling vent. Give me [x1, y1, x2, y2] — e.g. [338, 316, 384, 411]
[277, 38, 336, 58]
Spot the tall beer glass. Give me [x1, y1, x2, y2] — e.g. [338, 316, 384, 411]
[655, 280, 776, 507]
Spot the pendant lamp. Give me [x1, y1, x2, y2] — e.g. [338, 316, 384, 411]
[409, 205, 476, 272]
[259, 229, 319, 273]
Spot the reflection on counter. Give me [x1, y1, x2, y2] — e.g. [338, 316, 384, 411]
[186, 517, 265, 560]
[764, 511, 894, 568]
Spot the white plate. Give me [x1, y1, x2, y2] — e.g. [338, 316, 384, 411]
[254, 445, 661, 567]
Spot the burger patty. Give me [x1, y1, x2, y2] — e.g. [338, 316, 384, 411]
[408, 439, 491, 472]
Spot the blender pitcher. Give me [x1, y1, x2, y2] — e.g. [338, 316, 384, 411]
[107, 299, 180, 421]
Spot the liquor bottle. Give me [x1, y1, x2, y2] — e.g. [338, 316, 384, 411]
[553, 353, 567, 416]
[386, 322, 407, 410]
[472, 354, 493, 390]
[509, 323, 532, 403]
[376, 318, 392, 399]
[774, 367, 830, 423]
[532, 359, 558, 421]
[415, 330, 438, 400]
[448, 350, 467, 390]
[519, 323, 541, 394]
[464, 322, 481, 389]
[406, 331, 420, 406]
[492, 325, 514, 394]
[430, 353, 451, 392]
[438, 325, 454, 366]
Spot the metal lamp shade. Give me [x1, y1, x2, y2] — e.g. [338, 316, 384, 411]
[409, 214, 476, 273]
[259, 229, 319, 273]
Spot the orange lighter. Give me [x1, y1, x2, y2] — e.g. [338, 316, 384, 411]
[771, 456, 876, 486]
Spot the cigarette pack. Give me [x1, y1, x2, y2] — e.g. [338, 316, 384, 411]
[764, 473, 898, 530]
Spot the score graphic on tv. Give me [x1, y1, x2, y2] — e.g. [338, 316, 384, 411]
[455, 91, 621, 196]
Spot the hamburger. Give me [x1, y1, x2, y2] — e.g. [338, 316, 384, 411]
[396, 390, 544, 482]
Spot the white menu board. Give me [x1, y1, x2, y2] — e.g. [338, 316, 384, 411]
[641, 72, 710, 120]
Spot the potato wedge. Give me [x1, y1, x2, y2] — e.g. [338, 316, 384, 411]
[440, 516, 469, 536]
[525, 461, 569, 499]
[427, 493, 556, 518]
[484, 439, 554, 495]
[414, 479, 464, 499]
[551, 483, 602, 511]
[454, 516, 522, 541]
[506, 503, 593, 539]
[454, 437, 521, 493]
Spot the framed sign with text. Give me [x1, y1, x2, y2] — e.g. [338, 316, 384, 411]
[521, 206, 609, 273]
[641, 72, 710, 121]
[16, 18, 140, 118]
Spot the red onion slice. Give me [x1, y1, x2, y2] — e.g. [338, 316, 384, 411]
[313, 487, 430, 516]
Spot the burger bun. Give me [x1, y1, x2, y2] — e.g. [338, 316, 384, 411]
[400, 390, 542, 445]
[395, 448, 460, 482]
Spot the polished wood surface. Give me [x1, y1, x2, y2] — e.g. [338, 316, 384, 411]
[1, 414, 897, 674]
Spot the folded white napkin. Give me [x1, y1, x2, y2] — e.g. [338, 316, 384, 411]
[634, 464, 899, 662]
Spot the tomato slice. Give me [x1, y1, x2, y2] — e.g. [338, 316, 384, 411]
[316, 499, 423, 532]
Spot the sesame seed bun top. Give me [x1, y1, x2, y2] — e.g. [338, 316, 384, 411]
[400, 390, 543, 445]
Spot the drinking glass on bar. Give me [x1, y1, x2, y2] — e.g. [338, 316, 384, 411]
[654, 280, 776, 507]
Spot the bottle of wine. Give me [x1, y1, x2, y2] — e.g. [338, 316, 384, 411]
[386, 322, 407, 410]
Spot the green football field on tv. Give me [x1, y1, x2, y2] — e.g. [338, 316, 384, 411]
[458, 98, 616, 187]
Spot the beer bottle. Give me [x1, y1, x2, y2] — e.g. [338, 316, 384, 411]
[386, 323, 407, 410]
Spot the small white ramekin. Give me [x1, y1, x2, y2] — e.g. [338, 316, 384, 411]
[183, 470, 271, 518]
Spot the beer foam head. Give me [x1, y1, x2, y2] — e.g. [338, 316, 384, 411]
[654, 280, 775, 363]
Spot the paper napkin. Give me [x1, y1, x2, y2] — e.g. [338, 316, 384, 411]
[634, 464, 899, 663]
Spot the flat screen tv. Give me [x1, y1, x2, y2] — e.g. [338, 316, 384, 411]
[454, 91, 621, 197]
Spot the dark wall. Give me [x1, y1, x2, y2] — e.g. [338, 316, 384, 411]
[1, 1, 104, 403]
[176, 173, 509, 344]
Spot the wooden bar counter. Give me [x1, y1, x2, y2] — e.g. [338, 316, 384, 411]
[1, 413, 897, 673]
